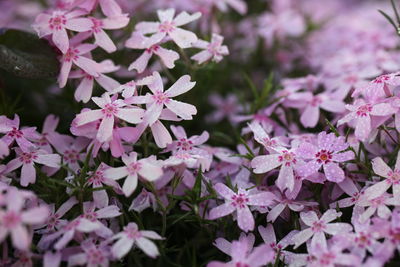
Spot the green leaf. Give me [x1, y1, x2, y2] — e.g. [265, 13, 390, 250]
[0, 29, 59, 78]
[378, 10, 399, 34]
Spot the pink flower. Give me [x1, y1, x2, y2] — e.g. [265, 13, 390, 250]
[58, 43, 100, 88]
[207, 238, 274, 267]
[208, 183, 276, 232]
[296, 132, 354, 183]
[206, 94, 243, 124]
[111, 222, 163, 259]
[33, 10, 93, 53]
[252, 147, 302, 192]
[126, 71, 197, 125]
[67, 239, 111, 267]
[125, 32, 179, 73]
[0, 187, 49, 251]
[0, 115, 39, 152]
[7, 148, 61, 186]
[337, 99, 396, 141]
[104, 152, 163, 196]
[74, 93, 144, 142]
[53, 137, 89, 172]
[79, 0, 124, 18]
[69, 59, 120, 103]
[191, 33, 229, 64]
[135, 8, 201, 48]
[214, 0, 248, 15]
[352, 72, 400, 100]
[36, 114, 72, 153]
[292, 209, 352, 249]
[306, 241, 361, 267]
[363, 151, 400, 200]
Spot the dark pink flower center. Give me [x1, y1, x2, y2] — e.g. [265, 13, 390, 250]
[7, 127, 23, 138]
[315, 150, 332, 164]
[177, 138, 193, 151]
[49, 15, 66, 30]
[88, 248, 105, 264]
[64, 149, 79, 163]
[262, 137, 276, 148]
[102, 103, 119, 117]
[88, 170, 105, 186]
[91, 18, 103, 33]
[319, 252, 335, 265]
[356, 104, 372, 117]
[19, 152, 38, 164]
[310, 96, 322, 107]
[311, 220, 326, 232]
[355, 232, 371, 248]
[127, 162, 142, 175]
[373, 75, 390, 84]
[231, 193, 249, 209]
[125, 226, 142, 239]
[146, 45, 160, 53]
[83, 211, 98, 222]
[278, 150, 297, 166]
[235, 263, 250, 267]
[64, 48, 79, 62]
[388, 169, 400, 184]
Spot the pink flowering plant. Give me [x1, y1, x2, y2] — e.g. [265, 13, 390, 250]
[3, 0, 400, 266]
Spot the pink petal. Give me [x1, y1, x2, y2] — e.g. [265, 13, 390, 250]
[112, 237, 134, 259]
[164, 99, 197, 120]
[104, 166, 128, 180]
[94, 30, 117, 53]
[122, 174, 138, 196]
[169, 28, 198, 48]
[165, 75, 195, 97]
[136, 237, 160, 258]
[191, 50, 212, 64]
[75, 110, 103, 126]
[214, 183, 235, 199]
[293, 228, 313, 248]
[155, 47, 179, 69]
[96, 115, 114, 142]
[99, 0, 123, 17]
[58, 60, 73, 88]
[364, 181, 391, 200]
[251, 154, 281, 174]
[237, 206, 255, 232]
[11, 225, 30, 250]
[66, 18, 93, 32]
[371, 157, 391, 177]
[74, 56, 100, 77]
[138, 162, 163, 181]
[173, 11, 201, 26]
[35, 153, 61, 168]
[116, 108, 144, 124]
[324, 223, 352, 235]
[300, 105, 319, 128]
[22, 206, 49, 224]
[208, 203, 235, 220]
[74, 77, 94, 103]
[355, 115, 371, 141]
[276, 165, 294, 192]
[150, 121, 172, 148]
[323, 162, 345, 183]
[52, 29, 69, 54]
[21, 163, 36, 186]
[247, 192, 276, 206]
[300, 211, 318, 226]
[128, 51, 152, 73]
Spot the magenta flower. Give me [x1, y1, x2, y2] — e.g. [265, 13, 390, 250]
[363, 151, 400, 200]
[208, 183, 276, 232]
[352, 72, 400, 100]
[0, 115, 39, 152]
[252, 147, 302, 192]
[74, 93, 144, 142]
[306, 241, 361, 267]
[7, 148, 61, 186]
[207, 238, 274, 267]
[33, 10, 93, 53]
[191, 33, 229, 64]
[111, 222, 163, 259]
[135, 8, 201, 48]
[58, 43, 100, 88]
[337, 99, 396, 141]
[104, 152, 163, 196]
[296, 132, 354, 183]
[0, 187, 49, 251]
[36, 114, 72, 153]
[126, 71, 197, 125]
[125, 32, 180, 73]
[292, 209, 352, 249]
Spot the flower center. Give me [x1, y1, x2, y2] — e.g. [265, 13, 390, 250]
[310, 96, 322, 107]
[102, 103, 119, 117]
[388, 170, 400, 184]
[356, 104, 372, 117]
[373, 75, 390, 84]
[64, 48, 79, 62]
[91, 18, 103, 33]
[88, 248, 105, 264]
[311, 220, 326, 232]
[159, 21, 175, 33]
[231, 193, 249, 209]
[127, 162, 142, 175]
[315, 150, 332, 164]
[278, 150, 297, 166]
[19, 152, 37, 164]
[7, 127, 23, 138]
[125, 226, 142, 239]
[152, 91, 170, 105]
[88, 171, 105, 186]
[177, 138, 193, 151]
[49, 15, 66, 30]
[146, 44, 160, 53]
[64, 149, 79, 163]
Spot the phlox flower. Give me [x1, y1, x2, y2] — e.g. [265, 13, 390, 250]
[74, 93, 144, 143]
[53, 136, 89, 172]
[104, 152, 163, 196]
[292, 209, 352, 249]
[352, 72, 400, 100]
[191, 33, 229, 64]
[33, 10, 93, 53]
[357, 193, 398, 222]
[79, 0, 125, 18]
[363, 151, 400, 200]
[67, 239, 111, 267]
[337, 99, 396, 141]
[36, 114, 73, 153]
[7, 148, 61, 186]
[252, 147, 302, 192]
[207, 238, 274, 267]
[306, 241, 361, 267]
[125, 32, 179, 73]
[208, 183, 276, 232]
[111, 222, 163, 259]
[0, 187, 49, 251]
[296, 132, 354, 183]
[126, 71, 197, 125]
[213, 0, 248, 15]
[135, 8, 201, 48]
[0, 115, 39, 152]
[58, 43, 100, 88]
[214, 232, 255, 257]
[206, 94, 243, 124]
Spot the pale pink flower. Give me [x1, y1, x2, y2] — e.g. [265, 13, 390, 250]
[292, 209, 352, 249]
[69, 59, 120, 103]
[207, 238, 274, 267]
[126, 71, 197, 125]
[58, 43, 100, 88]
[79, 0, 125, 18]
[129, 188, 157, 213]
[33, 10, 93, 53]
[74, 93, 144, 142]
[36, 114, 73, 153]
[306, 241, 361, 267]
[7, 148, 61, 186]
[337, 99, 396, 141]
[0, 187, 49, 251]
[125, 32, 179, 73]
[191, 33, 229, 64]
[296, 132, 354, 183]
[352, 72, 400, 100]
[213, 0, 247, 15]
[111, 222, 163, 259]
[252, 147, 303, 192]
[214, 232, 255, 257]
[104, 152, 163, 196]
[0, 115, 39, 152]
[135, 8, 201, 48]
[363, 151, 400, 200]
[53, 137, 89, 172]
[208, 183, 276, 232]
